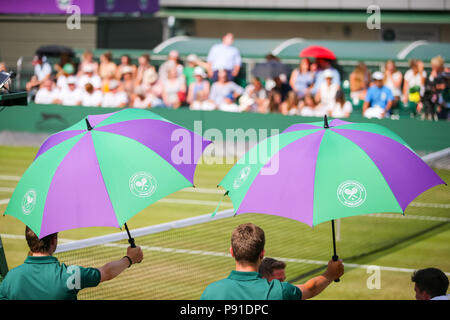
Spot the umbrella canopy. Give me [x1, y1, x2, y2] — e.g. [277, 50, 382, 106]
[5, 108, 211, 238]
[300, 45, 336, 60]
[36, 45, 75, 58]
[252, 61, 291, 79]
[218, 117, 445, 227]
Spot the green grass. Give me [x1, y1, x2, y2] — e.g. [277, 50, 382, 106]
[0, 145, 449, 300]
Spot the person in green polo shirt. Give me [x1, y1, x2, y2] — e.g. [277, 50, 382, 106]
[0, 227, 143, 300]
[200, 223, 344, 300]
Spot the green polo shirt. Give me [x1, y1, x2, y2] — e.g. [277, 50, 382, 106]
[200, 271, 302, 300]
[0, 256, 101, 300]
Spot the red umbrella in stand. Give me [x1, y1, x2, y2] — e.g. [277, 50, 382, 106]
[300, 45, 336, 60]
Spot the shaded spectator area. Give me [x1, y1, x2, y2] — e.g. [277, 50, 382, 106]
[14, 37, 450, 120]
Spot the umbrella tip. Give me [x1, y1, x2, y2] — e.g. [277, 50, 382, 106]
[85, 118, 93, 131]
[324, 115, 329, 129]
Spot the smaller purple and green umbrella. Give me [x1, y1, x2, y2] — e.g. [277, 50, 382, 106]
[216, 116, 446, 281]
[4, 108, 211, 246]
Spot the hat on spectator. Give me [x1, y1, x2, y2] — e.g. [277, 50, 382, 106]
[122, 65, 133, 74]
[63, 63, 75, 75]
[187, 54, 198, 63]
[109, 79, 119, 90]
[67, 76, 77, 85]
[323, 69, 334, 79]
[83, 64, 94, 73]
[169, 50, 179, 59]
[143, 68, 158, 84]
[194, 67, 206, 78]
[372, 71, 384, 80]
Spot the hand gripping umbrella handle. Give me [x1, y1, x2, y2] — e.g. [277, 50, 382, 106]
[331, 220, 340, 283]
[124, 223, 136, 248]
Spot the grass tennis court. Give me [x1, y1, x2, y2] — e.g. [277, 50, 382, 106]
[0, 145, 449, 300]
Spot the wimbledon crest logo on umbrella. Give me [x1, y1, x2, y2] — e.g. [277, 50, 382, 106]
[129, 172, 157, 198]
[233, 166, 251, 190]
[337, 180, 367, 208]
[22, 190, 37, 215]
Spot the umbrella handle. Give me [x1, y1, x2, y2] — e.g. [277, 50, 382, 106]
[331, 219, 340, 283]
[332, 254, 340, 283]
[124, 223, 136, 248]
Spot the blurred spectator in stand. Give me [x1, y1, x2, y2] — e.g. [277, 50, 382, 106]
[59, 76, 82, 106]
[208, 69, 244, 111]
[159, 50, 184, 82]
[102, 80, 128, 108]
[289, 58, 314, 100]
[78, 64, 101, 91]
[412, 268, 449, 300]
[34, 79, 59, 105]
[328, 89, 353, 118]
[162, 67, 186, 109]
[280, 91, 300, 115]
[140, 68, 164, 108]
[81, 83, 103, 107]
[311, 58, 341, 95]
[98, 52, 117, 91]
[207, 33, 242, 82]
[0, 62, 7, 73]
[188, 67, 213, 111]
[349, 62, 371, 105]
[26, 55, 52, 101]
[436, 72, 450, 120]
[264, 89, 283, 114]
[135, 54, 155, 87]
[259, 258, 287, 282]
[239, 77, 267, 113]
[363, 71, 393, 119]
[56, 63, 76, 91]
[314, 69, 339, 117]
[132, 87, 152, 109]
[183, 54, 200, 88]
[383, 60, 402, 111]
[54, 53, 74, 80]
[420, 56, 445, 120]
[77, 50, 98, 76]
[272, 76, 292, 102]
[403, 59, 426, 114]
[116, 55, 137, 80]
[298, 93, 318, 117]
[120, 66, 136, 103]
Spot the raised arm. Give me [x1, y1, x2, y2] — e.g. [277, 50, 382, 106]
[98, 246, 143, 282]
[297, 259, 344, 300]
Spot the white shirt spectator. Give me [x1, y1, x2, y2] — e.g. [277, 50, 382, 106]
[329, 101, 353, 118]
[102, 91, 128, 108]
[34, 61, 52, 81]
[34, 87, 59, 105]
[316, 82, 339, 116]
[207, 43, 242, 72]
[78, 74, 102, 91]
[81, 90, 103, 107]
[60, 88, 82, 106]
[133, 95, 153, 109]
[404, 69, 426, 94]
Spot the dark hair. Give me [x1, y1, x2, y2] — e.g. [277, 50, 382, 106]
[25, 226, 57, 254]
[335, 89, 346, 105]
[411, 268, 449, 298]
[259, 257, 286, 278]
[231, 223, 265, 264]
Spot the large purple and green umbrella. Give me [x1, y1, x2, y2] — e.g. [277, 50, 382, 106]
[5, 108, 211, 242]
[218, 116, 445, 277]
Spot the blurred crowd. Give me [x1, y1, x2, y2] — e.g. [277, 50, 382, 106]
[20, 32, 450, 120]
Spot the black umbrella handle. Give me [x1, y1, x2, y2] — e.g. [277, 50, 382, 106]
[331, 220, 340, 283]
[124, 223, 136, 248]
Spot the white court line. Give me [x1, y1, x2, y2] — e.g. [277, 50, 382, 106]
[0, 175, 20, 181]
[3, 233, 448, 276]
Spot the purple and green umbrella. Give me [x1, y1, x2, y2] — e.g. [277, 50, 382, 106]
[218, 116, 445, 279]
[5, 108, 211, 245]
